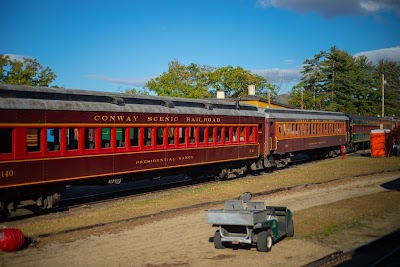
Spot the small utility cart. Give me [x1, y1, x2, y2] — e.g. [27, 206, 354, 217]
[205, 193, 294, 252]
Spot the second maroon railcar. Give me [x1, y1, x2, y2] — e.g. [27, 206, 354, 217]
[264, 108, 348, 167]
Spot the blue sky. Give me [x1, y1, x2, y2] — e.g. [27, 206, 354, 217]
[1, 0, 399, 94]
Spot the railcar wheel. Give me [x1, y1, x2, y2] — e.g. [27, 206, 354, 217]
[215, 169, 228, 181]
[213, 230, 226, 249]
[287, 219, 294, 237]
[256, 230, 273, 252]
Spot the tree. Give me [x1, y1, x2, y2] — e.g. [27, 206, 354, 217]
[290, 46, 383, 115]
[0, 54, 57, 87]
[145, 60, 275, 99]
[208, 66, 275, 98]
[145, 59, 213, 98]
[352, 55, 379, 115]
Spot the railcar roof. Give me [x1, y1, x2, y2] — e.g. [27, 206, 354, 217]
[346, 114, 381, 121]
[0, 84, 264, 117]
[263, 107, 348, 121]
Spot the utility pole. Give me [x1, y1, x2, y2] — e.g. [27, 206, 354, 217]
[380, 73, 385, 130]
[382, 73, 385, 118]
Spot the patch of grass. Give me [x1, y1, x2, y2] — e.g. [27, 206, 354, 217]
[295, 191, 400, 240]
[312, 220, 366, 238]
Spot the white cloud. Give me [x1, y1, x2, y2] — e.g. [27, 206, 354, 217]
[256, 0, 400, 17]
[354, 46, 400, 63]
[251, 64, 303, 84]
[84, 74, 151, 87]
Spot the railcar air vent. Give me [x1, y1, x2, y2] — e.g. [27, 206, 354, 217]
[110, 97, 125, 106]
[203, 103, 213, 110]
[163, 100, 175, 108]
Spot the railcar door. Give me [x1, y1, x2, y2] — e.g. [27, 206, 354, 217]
[269, 120, 276, 153]
[257, 118, 267, 156]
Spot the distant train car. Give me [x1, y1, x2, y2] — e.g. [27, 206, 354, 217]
[0, 84, 266, 216]
[263, 108, 348, 167]
[346, 114, 381, 151]
[346, 115, 399, 151]
[380, 116, 400, 130]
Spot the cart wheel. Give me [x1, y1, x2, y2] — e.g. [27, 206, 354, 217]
[287, 218, 294, 237]
[256, 230, 273, 252]
[213, 230, 225, 249]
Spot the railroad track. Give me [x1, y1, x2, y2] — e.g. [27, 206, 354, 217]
[304, 229, 400, 267]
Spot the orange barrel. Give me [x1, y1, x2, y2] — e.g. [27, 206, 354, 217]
[0, 228, 25, 252]
[370, 129, 388, 157]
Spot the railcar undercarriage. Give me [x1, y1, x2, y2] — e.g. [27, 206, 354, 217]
[0, 185, 64, 218]
[0, 148, 343, 218]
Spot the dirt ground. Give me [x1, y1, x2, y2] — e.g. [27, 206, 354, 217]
[1, 171, 400, 267]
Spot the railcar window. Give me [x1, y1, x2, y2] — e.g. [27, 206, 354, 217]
[0, 128, 13, 154]
[225, 127, 232, 143]
[178, 127, 186, 145]
[240, 127, 245, 142]
[144, 127, 152, 147]
[47, 128, 61, 151]
[208, 127, 214, 143]
[233, 127, 239, 142]
[116, 128, 126, 148]
[249, 126, 255, 142]
[177, 127, 186, 145]
[27, 128, 41, 153]
[189, 127, 195, 144]
[168, 127, 175, 145]
[84, 128, 96, 149]
[156, 127, 164, 146]
[199, 127, 205, 143]
[217, 127, 223, 143]
[101, 128, 111, 148]
[67, 128, 79, 150]
[130, 127, 139, 147]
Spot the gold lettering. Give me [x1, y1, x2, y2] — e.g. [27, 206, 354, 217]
[94, 115, 100, 121]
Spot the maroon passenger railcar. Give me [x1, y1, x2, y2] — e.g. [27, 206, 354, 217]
[0, 84, 266, 216]
[263, 108, 349, 167]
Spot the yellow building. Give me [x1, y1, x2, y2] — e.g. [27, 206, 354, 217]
[239, 95, 293, 109]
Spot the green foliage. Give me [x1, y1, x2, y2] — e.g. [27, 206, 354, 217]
[146, 59, 213, 98]
[290, 46, 399, 116]
[208, 65, 275, 98]
[145, 59, 274, 99]
[0, 54, 57, 87]
[124, 87, 151, 95]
